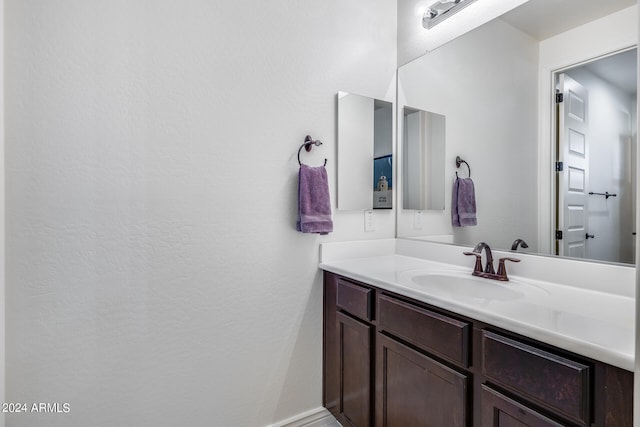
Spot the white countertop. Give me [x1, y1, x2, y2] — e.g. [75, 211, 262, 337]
[320, 243, 635, 372]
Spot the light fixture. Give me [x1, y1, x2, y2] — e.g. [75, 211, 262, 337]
[416, 0, 531, 53]
[423, 0, 478, 29]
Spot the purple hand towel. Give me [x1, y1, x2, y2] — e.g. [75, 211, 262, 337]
[452, 177, 477, 227]
[297, 164, 333, 234]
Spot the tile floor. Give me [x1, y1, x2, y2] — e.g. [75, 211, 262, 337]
[307, 415, 342, 427]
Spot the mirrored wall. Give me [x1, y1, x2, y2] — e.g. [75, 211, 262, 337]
[337, 92, 393, 210]
[397, 0, 638, 265]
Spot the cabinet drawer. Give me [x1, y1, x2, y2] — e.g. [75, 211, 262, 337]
[378, 295, 471, 367]
[482, 330, 591, 426]
[481, 385, 564, 427]
[336, 278, 373, 322]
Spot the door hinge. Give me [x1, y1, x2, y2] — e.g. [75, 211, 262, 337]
[556, 93, 564, 103]
[555, 161, 563, 172]
[555, 230, 563, 240]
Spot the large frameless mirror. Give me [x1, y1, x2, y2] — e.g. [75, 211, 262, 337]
[397, 0, 638, 265]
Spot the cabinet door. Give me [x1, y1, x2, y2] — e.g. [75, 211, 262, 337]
[338, 312, 373, 427]
[324, 273, 340, 416]
[376, 333, 468, 427]
[481, 385, 564, 427]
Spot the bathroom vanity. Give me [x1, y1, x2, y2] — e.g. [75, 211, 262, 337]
[320, 240, 634, 427]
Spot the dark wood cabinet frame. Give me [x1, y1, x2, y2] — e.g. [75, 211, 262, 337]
[323, 271, 633, 427]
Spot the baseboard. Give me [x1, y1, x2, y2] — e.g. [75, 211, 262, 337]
[268, 406, 339, 427]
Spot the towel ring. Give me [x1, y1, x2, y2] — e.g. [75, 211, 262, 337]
[456, 155, 471, 178]
[298, 135, 327, 166]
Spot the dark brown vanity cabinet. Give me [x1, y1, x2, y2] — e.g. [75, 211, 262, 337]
[376, 331, 468, 427]
[376, 294, 471, 427]
[479, 329, 634, 426]
[482, 330, 591, 426]
[324, 273, 375, 427]
[323, 271, 633, 427]
[337, 312, 373, 427]
[481, 385, 566, 427]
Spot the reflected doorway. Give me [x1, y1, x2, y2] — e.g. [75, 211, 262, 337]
[554, 48, 637, 264]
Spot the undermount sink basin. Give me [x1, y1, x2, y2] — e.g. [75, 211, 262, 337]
[407, 271, 525, 301]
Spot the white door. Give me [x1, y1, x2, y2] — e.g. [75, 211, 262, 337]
[557, 74, 589, 258]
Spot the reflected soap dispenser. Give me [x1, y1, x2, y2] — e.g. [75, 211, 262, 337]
[378, 175, 388, 191]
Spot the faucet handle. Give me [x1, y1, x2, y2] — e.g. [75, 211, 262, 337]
[463, 251, 483, 275]
[496, 257, 520, 281]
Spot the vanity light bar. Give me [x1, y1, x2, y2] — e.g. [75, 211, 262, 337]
[423, 0, 479, 29]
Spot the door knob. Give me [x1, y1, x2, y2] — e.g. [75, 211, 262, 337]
[585, 233, 595, 240]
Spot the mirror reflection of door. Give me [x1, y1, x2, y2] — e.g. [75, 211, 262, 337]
[557, 73, 589, 259]
[555, 48, 637, 264]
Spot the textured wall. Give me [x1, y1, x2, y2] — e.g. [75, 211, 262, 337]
[4, 1, 396, 426]
[0, 0, 5, 425]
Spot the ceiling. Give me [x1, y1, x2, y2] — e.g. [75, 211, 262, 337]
[580, 49, 637, 95]
[501, 0, 638, 95]
[500, 0, 637, 41]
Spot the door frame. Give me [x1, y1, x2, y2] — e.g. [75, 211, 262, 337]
[546, 47, 637, 256]
[536, 11, 638, 254]
[554, 72, 593, 258]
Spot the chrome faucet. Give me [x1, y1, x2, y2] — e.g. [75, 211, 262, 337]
[464, 242, 520, 281]
[511, 239, 529, 251]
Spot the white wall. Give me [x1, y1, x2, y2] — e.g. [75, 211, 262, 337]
[634, 95, 638, 261]
[0, 1, 5, 426]
[4, 2, 397, 427]
[397, 18, 540, 251]
[636, 7, 640, 425]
